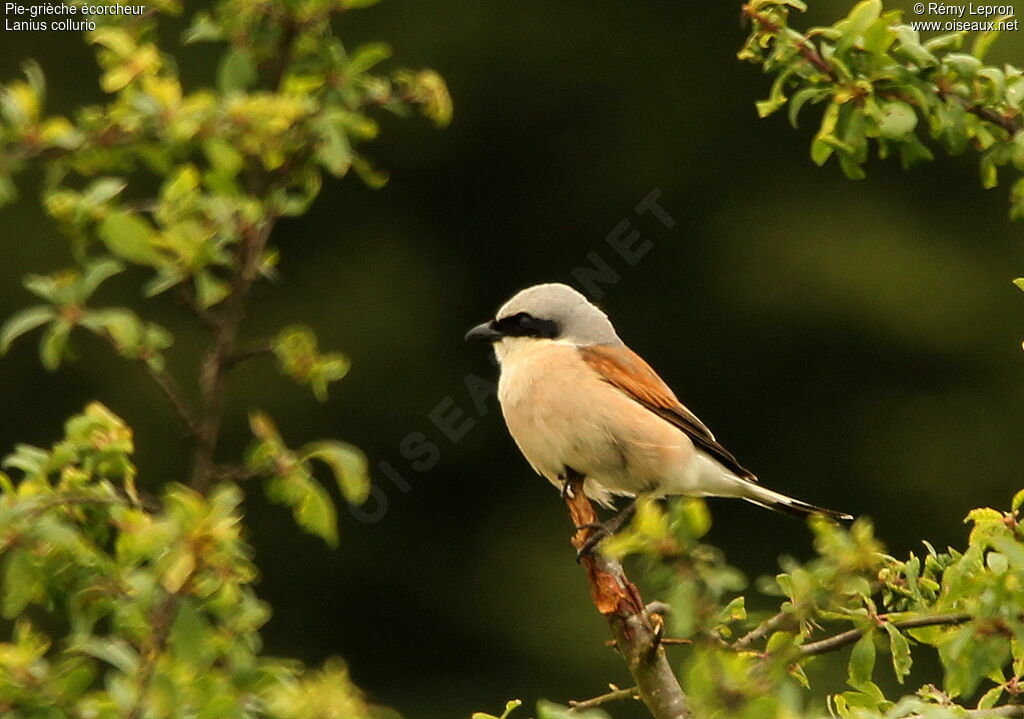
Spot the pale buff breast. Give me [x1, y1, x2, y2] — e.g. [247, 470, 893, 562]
[495, 339, 695, 499]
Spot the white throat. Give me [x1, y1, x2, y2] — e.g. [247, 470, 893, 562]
[493, 336, 570, 366]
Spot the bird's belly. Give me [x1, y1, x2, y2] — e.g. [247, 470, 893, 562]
[497, 344, 690, 496]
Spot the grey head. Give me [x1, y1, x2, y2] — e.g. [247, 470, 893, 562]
[465, 282, 622, 346]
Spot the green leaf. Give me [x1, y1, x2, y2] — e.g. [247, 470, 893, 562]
[182, 11, 222, 44]
[788, 88, 827, 128]
[877, 101, 917, 140]
[217, 49, 256, 94]
[169, 598, 215, 670]
[472, 700, 523, 719]
[347, 43, 392, 74]
[83, 177, 127, 206]
[77, 257, 125, 300]
[811, 102, 840, 166]
[194, 271, 230, 309]
[72, 637, 140, 674]
[40, 319, 72, 371]
[2, 550, 42, 618]
[977, 685, 1004, 710]
[836, 0, 882, 56]
[848, 631, 876, 689]
[536, 701, 610, 719]
[1012, 487, 1024, 511]
[295, 476, 338, 547]
[0, 306, 56, 354]
[899, 134, 934, 170]
[98, 212, 164, 266]
[300, 441, 371, 505]
[266, 468, 339, 547]
[883, 622, 912, 683]
[315, 114, 352, 177]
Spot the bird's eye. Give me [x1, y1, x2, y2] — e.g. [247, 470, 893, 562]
[495, 312, 560, 339]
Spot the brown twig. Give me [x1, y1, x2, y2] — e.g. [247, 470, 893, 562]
[569, 685, 640, 712]
[190, 216, 275, 493]
[140, 359, 203, 440]
[605, 638, 692, 647]
[224, 341, 274, 369]
[742, 4, 835, 78]
[100, 333, 202, 440]
[798, 612, 972, 657]
[564, 474, 690, 719]
[734, 611, 790, 650]
[903, 707, 1024, 719]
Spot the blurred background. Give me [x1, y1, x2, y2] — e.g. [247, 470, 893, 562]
[2, 1, 1024, 717]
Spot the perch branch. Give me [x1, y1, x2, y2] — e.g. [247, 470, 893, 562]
[564, 474, 690, 719]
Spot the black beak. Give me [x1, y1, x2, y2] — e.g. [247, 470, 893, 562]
[465, 321, 503, 343]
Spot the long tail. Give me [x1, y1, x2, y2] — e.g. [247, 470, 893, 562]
[738, 482, 852, 522]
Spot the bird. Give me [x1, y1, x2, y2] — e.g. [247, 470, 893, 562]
[465, 282, 851, 549]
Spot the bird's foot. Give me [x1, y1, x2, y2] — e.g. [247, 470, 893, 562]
[574, 499, 638, 561]
[560, 479, 575, 501]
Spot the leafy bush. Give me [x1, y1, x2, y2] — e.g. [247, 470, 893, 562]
[0, 0, 448, 715]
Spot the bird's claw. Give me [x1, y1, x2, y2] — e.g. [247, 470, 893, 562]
[576, 524, 612, 561]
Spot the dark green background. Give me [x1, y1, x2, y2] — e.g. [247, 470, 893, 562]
[2, 2, 1024, 717]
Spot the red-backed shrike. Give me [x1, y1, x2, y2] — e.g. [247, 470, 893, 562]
[466, 283, 850, 533]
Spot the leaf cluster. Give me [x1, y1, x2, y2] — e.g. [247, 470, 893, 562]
[740, 0, 1024, 219]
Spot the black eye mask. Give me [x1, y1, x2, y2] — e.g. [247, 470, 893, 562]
[493, 312, 561, 339]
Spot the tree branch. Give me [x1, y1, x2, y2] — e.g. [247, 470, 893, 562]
[569, 685, 640, 712]
[742, 4, 835, 78]
[734, 610, 790, 650]
[797, 612, 972, 657]
[140, 359, 203, 440]
[564, 474, 691, 719]
[190, 216, 275, 493]
[99, 333, 202, 441]
[904, 706, 1024, 719]
[224, 341, 273, 370]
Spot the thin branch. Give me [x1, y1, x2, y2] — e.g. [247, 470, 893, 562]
[798, 612, 972, 657]
[140, 359, 203, 439]
[175, 285, 219, 330]
[735, 611, 790, 650]
[99, 333, 202, 440]
[209, 463, 263, 483]
[190, 216, 275, 493]
[742, 5, 835, 78]
[564, 474, 691, 719]
[224, 341, 273, 370]
[569, 686, 640, 712]
[904, 707, 1024, 719]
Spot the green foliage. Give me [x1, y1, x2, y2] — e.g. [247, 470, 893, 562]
[272, 325, 350, 402]
[246, 411, 370, 547]
[0, 0, 447, 715]
[540, 491, 1024, 719]
[740, 0, 1024, 219]
[0, 403, 378, 718]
